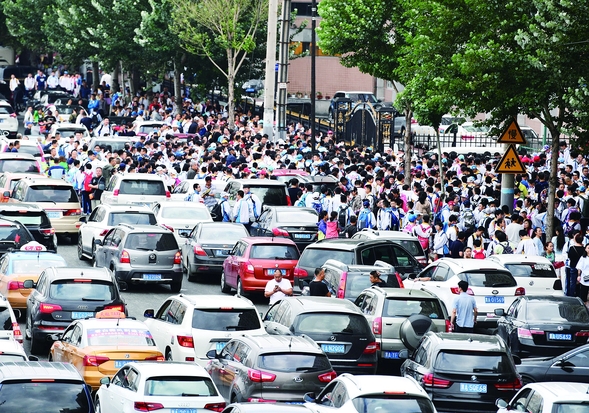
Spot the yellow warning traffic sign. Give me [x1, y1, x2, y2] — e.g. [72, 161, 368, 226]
[497, 120, 527, 144]
[495, 144, 527, 174]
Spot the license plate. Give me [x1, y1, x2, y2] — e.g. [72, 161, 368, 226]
[460, 383, 487, 393]
[72, 312, 93, 319]
[114, 360, 134, 368]
[47, 211, 62, 219]
[171, 409, 197, 413]
[215, 249, 229, 256]
[143, 274, 162, 280]
[485, 296, 504, 304]
[284, 402, 304, 405]
[216, 342, 227, 352]
[267, 269, 281, 276]
[293, 233, 311, 239]
[178, 229, 191, 236]
[321, 344, 345, 354]
[383, 351, 400, 359]
[548, 333, 572, 341]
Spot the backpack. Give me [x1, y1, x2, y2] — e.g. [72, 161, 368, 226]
[416, 224, 430, 250]
[390, 210, 400, 231]
[311, 199, 323, 215]
[210, 201, 223, 222]
[462, 208, 475, 231]
[296, 193, 308, 208]
[474, 248, 486, 259]
[357, 209, 372, 230]
[501, 242, 514, 254]
[338, 204, 350, 229]
[83, 172, 93, 192]
[434, 205, 448, 227]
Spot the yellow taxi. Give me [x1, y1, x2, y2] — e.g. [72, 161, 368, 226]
[49, 310, 164, 390]
[0, 242, 67, 310]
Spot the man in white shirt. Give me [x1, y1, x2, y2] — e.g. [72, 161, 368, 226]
[233, 190, 250, 226]
[505, 214, 523, 245]
[47, 71, 59, 89]
[264, 270, 293, 305]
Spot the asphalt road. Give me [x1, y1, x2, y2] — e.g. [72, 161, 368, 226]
[20, 236, 271, 358]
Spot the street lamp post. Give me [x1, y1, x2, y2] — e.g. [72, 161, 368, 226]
[310, 0, 316, 154]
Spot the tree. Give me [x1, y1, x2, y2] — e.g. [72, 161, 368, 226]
[170, 0, 268, 128]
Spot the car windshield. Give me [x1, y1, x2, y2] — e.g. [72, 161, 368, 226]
[345, 273, 399, 301]
[250, 244, 299, 260]
[298, 249, 354, 268]
[526, 301, 589, 323]
[0, 160, 39, 173]
[459, 271, 516, 288]
[11, 257, 67, 273]
[352, 395, 435, 413]
[144, 376, 218, 397]
[553, 403, 589, 413]
[124, 233, 178, 251]
[0, 381, 90, 413]
[0, 354, 26, 361]
[161, 206, 210, 220]
[249, 186, 287, 206]
[138, 125, 163, 134]
[504, 263, 556, 278]
[276, 210, 317, 223]
[0, 212, 45, 226]
[200, 225, 247, 242]
[49, 280, 115, 301]
[258, 353, 331, 373]
[191, 308, 261, 331]
[0, 106, 14, 115]
[57, 129, 86, 138]
[119, 179, 166, 196]
[434, 351, 513, 373]
[294, 313, 370, 335]
[384, 298, 445, 319]
[25, 186, 78, 203]
[87, 328, 156, 346]
[108, 212, 157, 226]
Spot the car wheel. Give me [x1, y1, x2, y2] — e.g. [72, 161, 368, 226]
[166, 349, 173, 361]
[400, 314, 433, 351]
[170, 280, 182, 293]
[186, 258, 196, 282]
[77, 235, 87, 261]
[29, 319, 43, 355]
[25, 316, 31, 340]
[237, 277, 246, 297]
[221, 272, 231, 294]
[91, 242, 97, 263]
[95, 398, 102, 413]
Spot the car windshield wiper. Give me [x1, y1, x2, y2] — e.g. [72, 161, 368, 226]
[81, 297, 104, 301]
[333, 330, 353, 335]
[273, 256, 291, 260]
[472, 368, 497, 372]
[181, 393, 200, 397]
[225, 325, 249, 331]
[296, 367, 320, 372]
[134, 247, 152, 251]
[491, 283, 512, 287]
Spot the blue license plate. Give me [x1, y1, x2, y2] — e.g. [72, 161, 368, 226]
[143, 274, 162, 280]
[321, 344, 345, 354]
[46, 211, 62, 219]
[485, 296, 504, 304]
[215, 249, 229, 256]
[293, 233, 311, 239]
[460, 383, 487, 393]
[178, 229, 191, 236]
[72, 312, 93, 319]
[284, 402, 304, 405]
[383, 351, 400, 359]
[171, 410, 197, 413]
[114, 360, 134, 368]
[548, 333, 572, 341]
[216, 342, 227, 352]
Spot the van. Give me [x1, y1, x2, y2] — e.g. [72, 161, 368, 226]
[223, 179, 290, 207]
[101, 174, 170, 208]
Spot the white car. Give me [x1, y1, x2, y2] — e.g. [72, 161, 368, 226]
[101, 173, 170, 207]
[77, 204, 157, 262]
[487, 255, 563, 296]
[0, 295, 22, 343]
[406, 258, 524, 327]
[303, 374, 436, 413]
[351, 229, 428, 265]
[0, 338, 31, 361]
[95, 361, 226, 413]
[497, 382, 589, 413]
[49, 122, 90, 142]
[0, 100, 18, 138]
[143, 294, 266, 367]
[152, 201, 213, 240]
[133, 120, 165, 138]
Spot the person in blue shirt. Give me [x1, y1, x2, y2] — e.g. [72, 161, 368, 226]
[450, 280, 477, 333]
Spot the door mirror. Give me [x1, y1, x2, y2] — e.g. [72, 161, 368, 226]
[100, 377, 110, 387]
[179, 232, 188, 238]
[23, 280, 35, 289]
[49, 333, 62, 341]
[28, 355, 39, 362]
[303, 392, 316, 403]
[78, 216, 87, 223]
[495, 399, 508, 409]
[494, 308, 505, 317]
[94, 239, 102, 246]
[143, 309, 155, 318]
[2, 191, 9, 198]
[206, 349, 218, 359]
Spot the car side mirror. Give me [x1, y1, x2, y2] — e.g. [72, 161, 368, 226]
[206, 349, 218, 359]
[179, 232, 188, 238]
[555, 358, 574, 368]
[23, 280, 35, 289]
[143, 309, 155, 318]
[49, 333, 62, 342]
[2, 191, 9, 198]
[94, 239, 102, 246]
[79, 216, 87, 223]
[398, 349, 409, 359]
[28, 355, 39, 362]
[495, 399, 508, 409]
[303, 392, 316, 403]
[406, 273, 417, 280]
[100, 377, 110, 388]
[494, 309, 505, 317]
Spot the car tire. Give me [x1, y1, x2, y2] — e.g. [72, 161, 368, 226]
[77, 235, 87, 261]
[25, 316, 31, 340]
[186, 258, 196, 282]
[400, 314, 433, 351]
[221, 271, 231, 294]
[29, 319, 43, 355]
[170, 280, 182, 293]
[166, 349, 173, 361]
[237, 277, 246, 297]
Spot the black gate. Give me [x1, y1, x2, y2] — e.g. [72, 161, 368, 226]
[345, 104, 377, 148]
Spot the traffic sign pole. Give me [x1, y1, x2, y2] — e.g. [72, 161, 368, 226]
[496, 119, 528, 214]
[500, 143, 515, 214]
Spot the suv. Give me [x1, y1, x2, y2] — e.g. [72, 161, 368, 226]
[0, 153, 41, 174]
[94, 224, 183, 292]
[77, 204, 157, 262]
[0, 203, 57, 250]
[0, 138, 45, 163]
[206, 334, 336, 403]
[101, 174, 171, 208]
[0, 100, 18, 138]
[352, 229, 428, 266]
[263, 296, 378, 375]
[0, 217, 34, 255]
[24, 266, 126, 354]
[497, 382, 589, 413]
[401, 332, 522, 413]
[355, 287, 450, 363]
[144, 294, 266, 367]
[294, 239, 423, 288]
[0, 362, 94, 413]
[487, 255, 562, 295]
[223, 179, 290, 207]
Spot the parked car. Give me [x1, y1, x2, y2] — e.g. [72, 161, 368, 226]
[221, 237, 300, 296]
[223, 179, 290, 208]
[0, 294, 22, 343]
[0, 172, 44, 202]
[0, 338, 32, 361]
[0, 217, 35, 255]
[351, 229, 428, 266]
[221, 404, 311, 413]
[487, 255, 563, 295]
[170, 178, 226, 203]
[249, 206, 319, 250]
[87, 136, 132, 154]
[49, 122, 90, 141]
[516, 343, 589, 384]
[181, 222, 249, 281]
[400, 332, 522, 412]
[101, 173, 170, 208]
[93, 223, 183, 292]
[496, 382, 589, 413]
[0, 153, 41, 174]
[206, 334, 336, 404]
[0, 100, 18, 138]
[152, 200, 212, 240]
[144, 294, 265, 367]
[263, 296, 378, 375]
[0, 137, 45, 163]
[0, 203, 57, 250]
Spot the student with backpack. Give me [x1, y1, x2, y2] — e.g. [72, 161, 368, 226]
[343, 215, 359, 238]
[472, 239, 486, 259]
[317, 211, 328, 240]
[432, 221, 449, 261]
[414, 215, 433, 254]
[377, 199, 392, 230]
[336, 195, 351, 230]
[357, 200, 376, 230]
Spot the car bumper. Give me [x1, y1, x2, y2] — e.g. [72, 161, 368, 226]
[329, 358, 377, 375]
[51, 217, 81, 234]
[32, 320, 68, 341]
[190, 256, 225, 274]
[116, 269, 183, 285]
[514, 340, 579, 358]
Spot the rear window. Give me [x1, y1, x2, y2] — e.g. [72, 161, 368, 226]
[124, 232, 178, 251]
[298, 249, 354, 269]
[459, 271, 516, 288]
[16, 146, 42, 157]
[553, 404, 589, 413]
[25, 186, 78, 203]
[200, 225, 247, 242]
[434, 351, 514, 374]
[395, 240, 424, 256]
[0, 106, 14, 115]
[119, 179, 166, 196]
[108, 212, 156, 226]
[294, 313, 371, 335]
[12, 257, 67, 273]
[250, 244, 299, 260]
[384, 298, 445, 319]
[249, 186, 287, 206]
[93, 140, 129, 152]
[526, 301, 589, 323]
[138, 124, 163, 134]
[56, 128, 86, 138]
[0, 354, 26, 361]
[191, 308, 261, 331]
[258, 353, 331, 372]
[0, 211, 47, 226]
[0, 159, 39, 173]
[504, 263, 556, 278]
[0, 307, 13, 331]
[0, 381, 90, 413]
[161, 206, 210, 220]
[345, 272, 400, 300]
[0, 225, 33, 245]
[276, 210, 317, 223]
[49, 280, 116, 301]
[87, 328, 155, 346]
[352, 395, 435, 413]
[144, 376, 218, 397]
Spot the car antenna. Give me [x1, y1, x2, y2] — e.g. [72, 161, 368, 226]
[289, 336, 292, 350]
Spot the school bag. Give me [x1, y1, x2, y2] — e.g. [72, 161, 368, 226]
[474, 248, 486, 259]
[357, 209, 372, 230]
[311, 198, 323, 215]
[338, 204, 350, 228]
[416, 224, 430, 250]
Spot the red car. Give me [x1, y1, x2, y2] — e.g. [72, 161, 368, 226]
[221, 237, 300, 295]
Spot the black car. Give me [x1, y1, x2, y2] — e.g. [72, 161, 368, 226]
[0, 217, 34, 254]
[400, 332, 522, 413]
[496, 295, 589, 358]
[263, 296, 378, 375]
[180, 222, 249, 281]
[249, 206, 319, 250]
[24, 266, 126, 354]
[0, 203, 57, 250]
[517, 343, 589, 384]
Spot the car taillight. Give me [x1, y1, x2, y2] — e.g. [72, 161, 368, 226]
[120, 250, 130, 263]
[194, 245, 207, 256]
[144, 355, 165, 361]
[372, 317, 382, 336]
[450, 287, 474, 295]
[318, 370, 337, 383]
[134, 402, 164, 411]
[166, 190, 171, 198]
[8, 281, 24, 290]
[177, 335, 194, 348]
[99, 229, 109, 236]
[12, 323, 22, 343]
[104, 305, 125, 312]
[244, 262, 254, 273]
[294, 267, 308, 278]
[495, 377, 522, 391]
[286, 195, 291, 206]
[445, 319, 452, 332]
[395, 272, 404, 288]
[271, 227, 289, 237]
[174, 251, 182, 264]
[64, 209, 81, 216]
[113, 189, 119, 196]
[203, 402, 226, 412]
[515, 287, 525, 296]
[576, 331, 589, 337]
[248, 369, 276, 382]
[39, 228, 55, 236]
[83, 355, 110, 367]
[517, 328, 544, 339]
[40, 303, 62, 313]
[422, 373, 452, 388]
[363, 341, 380, 354]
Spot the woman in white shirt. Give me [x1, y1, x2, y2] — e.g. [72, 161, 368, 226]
[576, 244, 589, 305]
[432, 222, 448, 261]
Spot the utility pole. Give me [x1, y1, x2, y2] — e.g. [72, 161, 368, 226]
[276, 0, 291, 141]
[263, 0, 279, 140]
[310, 0, 317, 154]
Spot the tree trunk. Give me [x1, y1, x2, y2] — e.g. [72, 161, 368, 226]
[173, 60, 182, 110]
[91, 61, 100, 91]
[404, 108, 413, 186]
[545, 125, 560, 240]
[130, 67, 141, 98]
[111, 64, 120, 93]
[227, 49, 235, 129]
